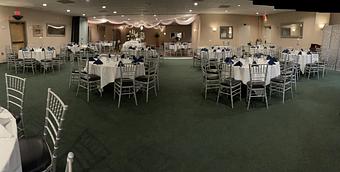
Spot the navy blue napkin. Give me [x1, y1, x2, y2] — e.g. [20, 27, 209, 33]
[234, 61, 243, 67]
[118, 61, 124, 67]
[94, 59, 103, 65]
[266, 55, 271, 60]
[132, 56, 144, 63]
[298, 51, 302, 55]
[211, 46, 214, 49]
[224, 58, 233, 64]
[222, 49, 225, 52]
[108, 54, 111, 58]
[282, 49, 290, 53]
[226, 48, 231, 51]
[252, 61, 257, 65]
[307, 51, 311, 55]
[213, 49, 216, 52]
[42, 48, 45, 51]
[268, 59, 275, 65]
[31, 48, 34, 52]
[201, 48, 208, 52]
[141, 48, 144, 51]
[264, 47, 267, 49]
[269, 45, 275, 48]
[121, 54, 125, 59]
[217, 47, 220, 50]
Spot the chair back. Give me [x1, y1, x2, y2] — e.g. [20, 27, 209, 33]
[219, 63, 234, 83]
[65, 152, 74, 172]
[45, 51, 54, 60]
[22, 50, 31, 59]
[249, 64, 268, 83]
[119, 63, 136, 79]
[43, 88, 68, 172]
[5, 73, 26, 119]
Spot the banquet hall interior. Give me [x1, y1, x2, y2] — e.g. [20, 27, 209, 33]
[1, 0, 340, 171]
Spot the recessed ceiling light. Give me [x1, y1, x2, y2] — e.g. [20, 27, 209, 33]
[121, 15, 125, 17]
[113, 11, 117, 14]
[66, 9, 70, 12]
[256, 12, 259, 15]
[42, 3, 47, 7]
[237, 4, 241, 7]
[189, 9, 193, 12]
[102, 6, 106, 9]
[153, 14, 157, 17]
[194, 2, 198, 6]
[93, 16, 96, 19]
[82, 13, 86, 16]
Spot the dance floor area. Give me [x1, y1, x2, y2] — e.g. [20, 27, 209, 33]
[1, 59, 340, 172]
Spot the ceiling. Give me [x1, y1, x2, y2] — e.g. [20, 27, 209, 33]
[253, 0, 340, 12]
[0, 0, 285, 17]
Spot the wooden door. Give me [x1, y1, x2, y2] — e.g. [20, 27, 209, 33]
[9, 22, 26, 52]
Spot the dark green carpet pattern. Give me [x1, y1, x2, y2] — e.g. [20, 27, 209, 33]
[1, 60, 340, 172]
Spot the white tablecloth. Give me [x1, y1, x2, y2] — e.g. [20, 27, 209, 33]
[89, 57, 145, 89]
[233, 58, 281, 85]
[18, 50, 56, 61]
[0, 107, 22, 172]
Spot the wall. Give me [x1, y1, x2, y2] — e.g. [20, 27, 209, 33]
[196, 14, 260, 48]
[330, 13, 340, 25]
[0, 6, 72, 62]
[263, 12, 330, 49]
[79, 17, 88, 44]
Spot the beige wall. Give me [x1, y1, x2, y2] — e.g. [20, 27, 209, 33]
[0, 6, 72, 62]
[196, 14, 260, 48]
[263, 12, 330, 49]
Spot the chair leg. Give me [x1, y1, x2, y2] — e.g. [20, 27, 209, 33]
[87, 83, 90, 102]
[247, 88, 251, 110]
[204, 86, 208, 100]
[154, 83, 157, 96]
[216, 88, 220, 103]
[76, 81, 80, 96]
[230, 94, 234, 109]
[264, 89, 269, 109]
[133, 88, 138, 106]
[118, 90, 122, 108]
[146, 84, 149, 103]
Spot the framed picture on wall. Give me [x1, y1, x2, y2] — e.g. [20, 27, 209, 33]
[220, 26, 233, 39]
[32, 25, 43, 37]
[46, 24, 66, 37]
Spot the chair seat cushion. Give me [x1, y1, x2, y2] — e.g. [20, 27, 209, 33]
[135, 76, 149, 82]
[207, 69, 218, 74]
[115, 78, 134, 86]
[221, 79, 242, 86]
[19, 137, 51, 172]
[81, 74, 101, 81]
[41, 59, 52, 62]
[52, 58, 61, 60]
[72, 69, 79, 73]
[247, 81, 265, 88]
[207, 74, 219, 80]
[271, 76, 289, 83]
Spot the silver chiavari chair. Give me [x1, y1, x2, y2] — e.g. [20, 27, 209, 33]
[270, 62, 294, 104]
[135, 58, 158, 103]
[41, 50, 54, 74]
[19, 88, 68, 172]
[65, 152, 74, 172]
[5, 73, 26, 138]
[247, 64, 269, 110]
[114, 63, 138, 108]
[216, 63, 242, 108]
[22, 50, 36, 74]
[201, 60, 220, 100]
[76, 57, 101, 102]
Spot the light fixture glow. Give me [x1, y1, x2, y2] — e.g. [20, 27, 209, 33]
[153, 14, 157, 17]
[82, 13, 86, 16]
[113, 11, 117, 14]
[189, 9, 192, 12]
[237, 4, 241, 7]
[42, 3, 47, 7]
[256, 12, 259, 15]
[93, 16, 96, 19]
[66, 9, 70, 12]
[121, 15, 125, 17]
[194, 2, 198, 6]
[102, 6, 106, 9]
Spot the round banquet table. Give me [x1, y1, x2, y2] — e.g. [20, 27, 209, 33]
[88, 57, 145, 89]
[284, 53, 319, 74]
[232, 58, 281, 85]
[18, 49, 56, 61]
[0, 107, 22, 172]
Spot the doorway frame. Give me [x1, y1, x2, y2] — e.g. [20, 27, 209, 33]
[8, 20, 28, 50]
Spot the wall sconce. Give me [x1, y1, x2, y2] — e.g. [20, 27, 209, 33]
[319, 23, 325, 29]
[212, 27, 217, 32]
[193, 28, 197, 32]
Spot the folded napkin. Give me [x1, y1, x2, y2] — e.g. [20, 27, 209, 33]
[201, 48, 209, 52]
[211, 46, 214, 49]
[268, 59, 276, 65]
[213, 49, 216, 52]
[234, 61, 243, 67]
[298, 51, 302, 55]
[88, 57, 96, 61]
[108, 54, 111, 58]
[301, 49, 304, 51]
[307, 51, 311, 55]
[252, 61, 257, 65]
[264, 47, 267, 49]
[141, 48, 145, 51]
[42, 48, 45, 51]
[217, 47, 220, 50]
[121, 54, 125, 59]
[224, 58, 234, 64]
[282, 49, 290, 53]
[226, 48, 231, 51]
[30, 48, 35, 52]
[132, 56, 144, 64]
[94, 59, 103, 65]
[247, 42, 252, 46]
[118, 61, 125, 67]
[148, 48, 151, 51]
[221, 49, 225, 52]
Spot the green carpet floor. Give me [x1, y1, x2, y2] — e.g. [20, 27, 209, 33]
[1, 59, 340, 172]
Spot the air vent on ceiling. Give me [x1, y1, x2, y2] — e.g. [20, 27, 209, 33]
[57, 0, 75, 4]
[219, 5, 231, 8]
